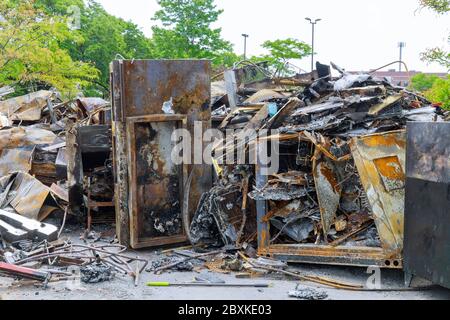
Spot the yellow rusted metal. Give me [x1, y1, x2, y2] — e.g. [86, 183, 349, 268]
[350, 130, 406, 255]
[8, 172, 50, 220]
[0, 146, 35, 177]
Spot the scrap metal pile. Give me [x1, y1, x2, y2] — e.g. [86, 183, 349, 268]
[0, 88, 118, 285]
[0, 90, 111, 222]
[190, 62, 448, 255]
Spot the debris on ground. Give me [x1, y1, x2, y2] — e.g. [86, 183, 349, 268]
[1, 59, 448, 295]
[288, 285, 329, 300]
[80, 262, 114, 284]
[147, 256, 195, 273]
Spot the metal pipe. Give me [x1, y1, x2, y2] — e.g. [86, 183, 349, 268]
[242, 34, 249, 60]
[305, 18, 322, 72]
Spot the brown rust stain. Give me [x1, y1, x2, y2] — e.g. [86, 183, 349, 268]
[320, 164, 341, 193]
[361, 134, 406, 149]
[373, 156, 405, 181]
[259, 229, 269, 250]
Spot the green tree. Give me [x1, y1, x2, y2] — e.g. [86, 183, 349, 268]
[420, 45, 450, 71]
[425, 75, 450, 109]
[420, 0, 450, 13]
[0, 0, 98, 98]
[150, 0, 233, 66]
[419, 0, 449, 70]
[409, 73, 440, 92]
[250, 38, 312, 76]
[28, 0, 152, 97]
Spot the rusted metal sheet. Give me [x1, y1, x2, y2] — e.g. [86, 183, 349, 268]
[77, 125, 111, 154]
[110, 60, 212, 249]
[0, 114, 11, 128]
[7, 172, 50, 220]
[55, 147, 67, 181]
[110, 60, 130, 246]
[0, 127, 57, 150]
[350, 130, 406, 255]
[406, 122, 450, 183]
[312, 150, 341, 238]
[66, 121, 83, 215]
[0, 146, 35, 176]
[0, 90, 53, 121]
[267, 244, 402, 269]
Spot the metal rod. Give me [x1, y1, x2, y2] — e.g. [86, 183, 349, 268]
[147, 282, 270, 288]
[305, 18, 321, 72]
[242, 34, 249, 60]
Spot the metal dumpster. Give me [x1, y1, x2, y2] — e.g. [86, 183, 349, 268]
[404, 121, 450, 289]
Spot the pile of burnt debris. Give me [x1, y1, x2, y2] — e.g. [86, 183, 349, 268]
[191, 61, 448, 264]
[0, 59, 447, 293]
[0, 88, 120, 287]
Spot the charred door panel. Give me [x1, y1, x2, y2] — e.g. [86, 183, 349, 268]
[111, 60, 212, 249]
[127, 116, 187, 248]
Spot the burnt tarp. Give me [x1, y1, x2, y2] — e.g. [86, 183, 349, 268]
[404, 122, 450, 289]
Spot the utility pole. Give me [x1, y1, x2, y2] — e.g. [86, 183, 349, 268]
[305, 18, 321, 72]
[242, 34, 249, 60]
[398, 42, 406, 72]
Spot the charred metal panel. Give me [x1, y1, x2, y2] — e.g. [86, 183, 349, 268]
[111, 60, 212, 249]
[0, 146, 35, 177]
[404, 122, 450, 289]
[351, 131, 406, 256]
[313, 151, 341, 238]
[66, 121, 83, 215]
[78, 125, 112, 154]
[268, 244, 402, 268]
[55, 148, 67, 181]
[127, 115, 188, 248]
[78, 125, 112, 171]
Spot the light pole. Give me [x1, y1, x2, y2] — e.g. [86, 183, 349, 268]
[242, 34, 249, 60]
[305, 18, 321, 72]
[398, 42, 406, 72]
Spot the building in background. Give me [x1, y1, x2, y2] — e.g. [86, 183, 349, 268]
[350, 69, 448, 87]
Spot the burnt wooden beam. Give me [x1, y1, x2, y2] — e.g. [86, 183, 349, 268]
[110, 61, 130, 247]
[66, 120, 84, 215]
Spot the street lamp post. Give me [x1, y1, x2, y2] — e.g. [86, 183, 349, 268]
[305, 18, 321, 72]
[242, 34, 249, 60]
[398, 42, 406, 72]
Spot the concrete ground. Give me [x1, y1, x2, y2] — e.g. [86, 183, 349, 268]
[1, 228, 449, 300]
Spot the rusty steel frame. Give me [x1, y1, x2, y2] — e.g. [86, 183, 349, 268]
[126, 115, 188, 249]
[255, 131, 405, 269]
[110, 60, 212, 249]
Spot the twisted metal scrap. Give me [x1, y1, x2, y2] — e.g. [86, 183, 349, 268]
[14, 243, 148, 277]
